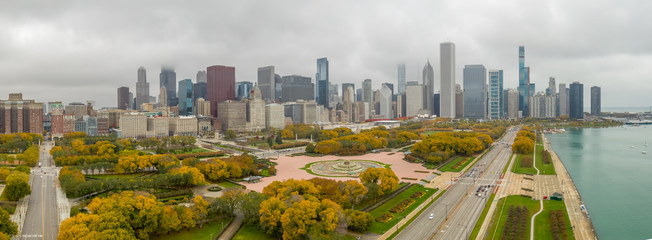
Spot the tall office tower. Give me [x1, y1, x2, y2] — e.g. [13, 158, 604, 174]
[433, 93, 441, 117]
[440, 42, 456, 118]
[128, 92, 134, 110]
[591, 86, 601, 115]
[275, 74, 283, 101]
[558, 83, 569, 117]
[547, 77, 556, 95]
[160, 66, 177, 107]
[196, 70, 207, 83]
[455, 84, 464, 119]
[117, 87, 130, 110]
[405, 81, 424, 117]
[530, 93, 557, 118]
[159, 87, 167, 107]
[517, 46, 531, 117]
[463, 65, 487, 119]
[235, 81, 254, 100]
[178, 79, 193, 115]
[328, 83, 339, 103]
[282, 75, 314, 102]
[398, 63, 406, 94]
[507, 89, 519, 119]
[356, 88, 362, 102]
[257, 66, 275, 101]
[192, 82, 207, 102]
[488, 70, 504, 119]
[423, 61, 435, 115]
[503, 89, 510, 117]
[316, 58, 329, 108]
[362, 79, 372, 105]
[136, 67, 149, 110]
[379, 84, 392, 119]
[342, 83, 355, 101]
[207, 65, 236, 118]
[384, 83, 394, 96]
[569, 82, 584, 119]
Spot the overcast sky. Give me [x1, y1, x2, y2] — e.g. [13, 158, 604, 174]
[0, 0, 650, 108]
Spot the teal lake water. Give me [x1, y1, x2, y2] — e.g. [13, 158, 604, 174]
[547, 126, 652, 240]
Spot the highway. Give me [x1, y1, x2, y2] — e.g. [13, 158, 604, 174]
[21, 141, 59, 240]
[395, 128, 518, 240]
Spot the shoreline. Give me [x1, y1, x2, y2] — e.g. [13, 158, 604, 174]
[543, 134, 598, 240]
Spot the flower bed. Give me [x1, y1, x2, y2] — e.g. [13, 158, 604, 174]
[410, 191, 425, 199]
[389, 198, 415, 213]
[207, 186, 222, 192]
[375, 213, 393, 223]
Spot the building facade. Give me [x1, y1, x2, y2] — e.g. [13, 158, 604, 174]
[136, 67, 149, 110]
[235, 81, 254, 100]
[558, 83, 569, 117]
[379, 84, 393, 119]
[530, 93, 557, 118]
[265, 103, 285, 129]
[507, 89, 519, 119]
[405, 82, 424, 117]
[195, 98, 211, 116]
[120, 113, 147, 138]
[117, 87, 130, 110]
[257, 66, 276, 101]
[569, 82, 584, 119]
[178, 79, 193, 115]
[488, 70, 503, 119]
[217, 100, 246, 132]
[591, 86, 601, 116]
[282, 75, 314, 102]
[207, 65, 236, 118]
[463, 65, 487, 119]
[160, 66, 177, 107]
[440, 42, 456, 118]
[0, 93, 43, 134]
[397, 64, 406, 94]
[316, 58, 329, 108]
[423, 61, 435, 115]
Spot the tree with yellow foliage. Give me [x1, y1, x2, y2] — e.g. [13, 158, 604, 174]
[191, 196, 209, 228]
[259, 197, 287, 236]
[359, 168, 398, 196]
[169, 166, 206, 185]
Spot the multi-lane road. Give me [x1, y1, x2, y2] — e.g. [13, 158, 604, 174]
[395, 128, 518, 240]
[21, 141, 59, 240]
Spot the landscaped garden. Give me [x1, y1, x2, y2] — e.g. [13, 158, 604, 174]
[368, 184, 437, 234]
[439, 156, 476, 172]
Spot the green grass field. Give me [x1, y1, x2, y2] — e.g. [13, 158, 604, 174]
[439, 156, 475, 172]
[216, 181, 241, 189]
[511, 154, 538, 175]
[368, 185, 437, 234]
[232, 224, 275, 240]
[354, 183, 409, 211]
[468, 193, 496, 239]
[153, 217, 232, 240]
[486, 195, 540, 240]
[87, 173, 145, 180]
[535, 144, 556, 175]
[534, 200, 575, 240]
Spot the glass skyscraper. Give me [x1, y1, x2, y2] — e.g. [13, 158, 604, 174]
[463, 65, 487, 119]
[569, 82, 584, 119]
[488, 70, 503, 119]
[518, 46, 530, 116]
[178, 79, 193, 115]
[316, 58, 329, 108]
[160, 66, 177, 107]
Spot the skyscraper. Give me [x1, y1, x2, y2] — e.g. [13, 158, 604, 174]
[507, 89, 519, 119]
[192, 82, 207, 102]
[463, 65, 487, 119]
[423, 61, 435, 115]
[518, 46, 532, 117]
[558, 83, 569, 117]
[569, 82, 584, 119]
[488, 70, 503, 119]
[235, 81, 254, 100]
[136, 67, 149, 110]
[405, 81, 424, 117]
[547, 77, 556, 96]
[196, 70, 207, 83]
[316, 58, 329, 108]
[207, 65, 236, 118]
[257, 66, 275, 101]
[362, 79, 372, 105]
[379, 84, 392, 119]
[591, 86, 601, 115]
[440, 42, 456, 118]
[342, 83, 355, 102]
[275, 74, 283, 101]
[397, 63, 406, 94]
[117, 87, 129, 110]
[282, 75, 314, 102]
[160, 66, 177, 107]
[178, 79, 193, 116]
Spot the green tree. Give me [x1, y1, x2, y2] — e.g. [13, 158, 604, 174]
[344, 209, 373, 232]
[275, 134, 283, 144]
[0, 208, 17, 237]
[191, 196, 209, 228]
[224, 130, 237, 140]
[240, 192, 268, 225]
[2, 172, 30, 201]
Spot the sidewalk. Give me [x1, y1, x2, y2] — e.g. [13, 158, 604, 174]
[216, 213, 243, 240]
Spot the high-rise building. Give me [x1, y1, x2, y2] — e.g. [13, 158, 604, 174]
[196, 70, 207, 83]
[247, 85, 266, 132]
[329, 83, 339, 105]
[517, 46, 532, 117]
[316, 58, 329, 108]
[488, 70, 504, 119]
[455, 84, 464, 119]
[342, 83, 355, 102]
[558, 83, 569, 117]
[136, 67, 149, 110]
[530, 92, 557, 118]
[235, 81, 254, 100]
[569, 82, 584, 119]
[192, 82, 207, 103]
[362, 79, 372, 105]
[440, 42, 456, 118]
[117, 87, 129, 110]
[160, 66, 177, 107]
[379, 84, 392, 119]
[282, 75, 314, 102]
[507, 89, 519, 119]
[356, 88, 362, 102]
[0, 93, 43, 134]
[398, 64, 406, 94]
[275, 74, 283, 101]
[128, 92, 134, 110]
[405, 81, 424, 117]
[265, 103, 285, 129]
[178, 79, 193, 116]
[195, 98, 211, 116]
[547, 77, 556, 96]
[65, 102, 87, 120]
[591, 86, 601, 116]
[217, 100, 247, 132]
[207, 65, 236, 118]
[257, 66, 275, 101]
[120, 113, 147, 138]
[423, 61, 435, 115]
[433, 93, 440, 117]
[159, 87, 167, 107]
[463, 65, 487, 119]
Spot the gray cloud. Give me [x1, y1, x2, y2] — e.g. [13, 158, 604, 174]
[0, 0, 650, 108]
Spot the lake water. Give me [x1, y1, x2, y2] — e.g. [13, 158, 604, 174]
[547, 126, 652, 240]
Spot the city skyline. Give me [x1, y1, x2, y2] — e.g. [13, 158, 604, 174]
[0, 1, 650, 108]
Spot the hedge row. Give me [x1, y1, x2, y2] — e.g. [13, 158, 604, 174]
[155, 189, 193, 199]
[389, 198, 415, 213]
[270, 142, 309, 150]
[375, 213, 393, 223]
[173, 151, 225, 160]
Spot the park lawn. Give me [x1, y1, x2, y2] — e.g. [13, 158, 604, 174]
[534, 200, 575, 240]
[368, 185, 437, 234]
[261, 169, 270, 177]
[354, 183, 409, 211]
[468, 193, 496, 239]
[423, 131, 445, 136]
[169, 147, 209, 154]
[153, 217, 232, 240]
[439, 156, 476, 172]
[217, 181, 241, 189]
[232, 224, 275, 240]
[87, 173, 145, 180]
[511, 154, 538, 175]
[486, 195, 540, 240]
[536, 144, 556, 175]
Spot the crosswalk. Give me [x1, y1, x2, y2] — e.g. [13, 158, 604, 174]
[21, 234, 43, 238]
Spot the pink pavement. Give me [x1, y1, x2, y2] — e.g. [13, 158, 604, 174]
[242, 152, 432, 192]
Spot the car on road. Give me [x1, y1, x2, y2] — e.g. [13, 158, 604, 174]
[429, 213, 434, 219]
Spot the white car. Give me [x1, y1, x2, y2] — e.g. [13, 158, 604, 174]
[429, 213, 434, 219]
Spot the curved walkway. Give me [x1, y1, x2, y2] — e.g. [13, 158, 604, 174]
[530, 143, 542, 240]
